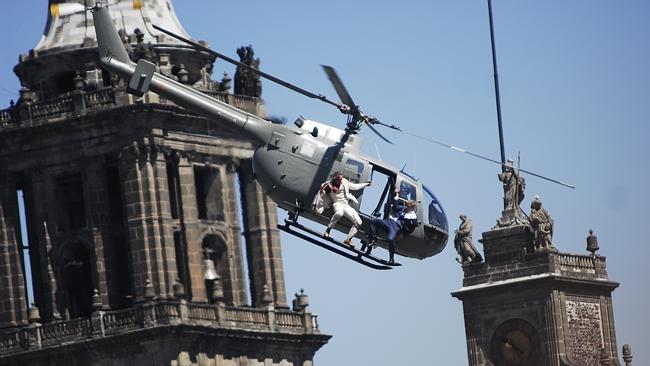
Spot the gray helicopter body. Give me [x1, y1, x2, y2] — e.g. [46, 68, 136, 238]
[92, 4, 448, 260]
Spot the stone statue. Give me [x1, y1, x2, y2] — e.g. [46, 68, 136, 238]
[133, 28, 157, 64]
[529, 195, 556, 252]
[234, 45, 262, 97]
[118, 29, 134, 61]
[498, 158, 525, 211]
[454, 214, 483, 264]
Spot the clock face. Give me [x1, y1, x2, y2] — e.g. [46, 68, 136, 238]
[489, 318, 541, 366]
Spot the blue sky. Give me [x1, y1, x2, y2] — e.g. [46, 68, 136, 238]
[1, 1, 648, 364]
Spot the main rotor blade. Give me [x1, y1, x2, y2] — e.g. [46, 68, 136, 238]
[398, 129, 575, 189]
[371, 119, 402, 131]
[365, 122, 393, 144]
[152, 24, 340, 108]
[321, 65, 358, 113]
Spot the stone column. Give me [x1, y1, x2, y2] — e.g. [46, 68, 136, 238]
[83, 162, 111, 307]
[238, 160, 287, 308]
[0, 173, 28, 327]
[177, 154, 203, 301]
[222, 162, 249, 306]
[119, 142, 172, 301]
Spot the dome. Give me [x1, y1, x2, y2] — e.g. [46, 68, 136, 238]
[38, 0, 192, 52]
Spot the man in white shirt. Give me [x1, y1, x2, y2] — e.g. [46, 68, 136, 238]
[312, 171, 370, 247]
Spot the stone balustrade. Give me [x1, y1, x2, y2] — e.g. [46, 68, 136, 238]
[552, 252, 608, 279]
[0, 87, 262, 126]
[0, 300, 318, 356]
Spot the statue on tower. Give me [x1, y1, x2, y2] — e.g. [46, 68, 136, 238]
[495, 157, 528, 227]
[234, 45, 262, 98]
[454, 214, 483, 265]
[529, 195, 556, 252]
[133, 28, 157, 64]
[498, 158, 525, 211]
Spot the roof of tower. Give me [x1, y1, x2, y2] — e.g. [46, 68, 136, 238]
[37, 0, 192, 51]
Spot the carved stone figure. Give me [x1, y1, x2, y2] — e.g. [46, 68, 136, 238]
[498, 158, 525, 211]
[234, 45, 262, 97]
[118, 29, 134, 61]
[133, 28, 157, 64]
[454, 214, 483, 264]
[530, 195, 556, 252]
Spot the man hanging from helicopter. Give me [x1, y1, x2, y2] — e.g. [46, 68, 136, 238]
[366, 189, 419, 264]
[312, 171, 370, 248]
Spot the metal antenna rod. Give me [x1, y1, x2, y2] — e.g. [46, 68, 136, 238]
[487, 0, 507, 173]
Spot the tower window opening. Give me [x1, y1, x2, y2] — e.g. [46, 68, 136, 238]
[174, 230, 192, 300]
[194, 166, 224, 221]
[60, 242, 94, 318]
[16, 189, 35, 307]
[56, 174, 86, 230]
[166, 161, 180, 219]
[105, 166, 124, 226]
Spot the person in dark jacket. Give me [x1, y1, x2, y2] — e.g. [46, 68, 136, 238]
[366, 190, 417, 264]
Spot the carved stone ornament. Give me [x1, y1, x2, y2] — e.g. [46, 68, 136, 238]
[565, 300, 603, 365]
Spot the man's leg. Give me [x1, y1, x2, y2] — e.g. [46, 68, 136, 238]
[386, 222, 400, 264]
[343, 207, 362, 245]
[325, 203, 344, 237]
[367, 218, 388, 254]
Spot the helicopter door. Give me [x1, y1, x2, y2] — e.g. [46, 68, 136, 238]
[358, 168, 396, 219]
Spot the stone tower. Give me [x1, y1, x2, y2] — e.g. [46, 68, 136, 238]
[452, 222, 621, 365]
[0, 1, 329, 364]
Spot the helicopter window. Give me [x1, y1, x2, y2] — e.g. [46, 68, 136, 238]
[345, 158, 364, 174]
[398, 181, 417, 201]
[423, 185, 448, 232]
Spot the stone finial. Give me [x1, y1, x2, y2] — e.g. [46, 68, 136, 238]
[622, 344, 632, 366]
[292, 288, 309, 311]
[91, 289, 103, 311]
[173, 279, 186, 300]
[177, 64, 189, 84]
[144, 278, 156, 301]
[261, 284, 273, 307]
[587, 229, 599, 255]
[28, 304, 41, 324]
[73, 71, 85, 90]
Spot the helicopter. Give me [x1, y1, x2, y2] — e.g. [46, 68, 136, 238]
[91, 3, 450, 270]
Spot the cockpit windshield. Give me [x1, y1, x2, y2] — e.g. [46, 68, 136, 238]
[423, 185, 448, 232]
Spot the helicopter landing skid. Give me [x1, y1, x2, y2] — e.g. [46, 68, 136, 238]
[278, 220, 400, 270]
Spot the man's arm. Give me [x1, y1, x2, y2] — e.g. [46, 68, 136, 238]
[346, 179, 370, 191]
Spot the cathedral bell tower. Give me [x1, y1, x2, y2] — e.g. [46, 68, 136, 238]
[452, 210, 621, 365]
[0, 1, 329, 364]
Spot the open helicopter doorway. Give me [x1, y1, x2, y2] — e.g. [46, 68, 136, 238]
[358, 166, 396, 220]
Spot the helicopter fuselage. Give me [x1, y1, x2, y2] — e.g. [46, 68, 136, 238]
[253, 118, 448, 259]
